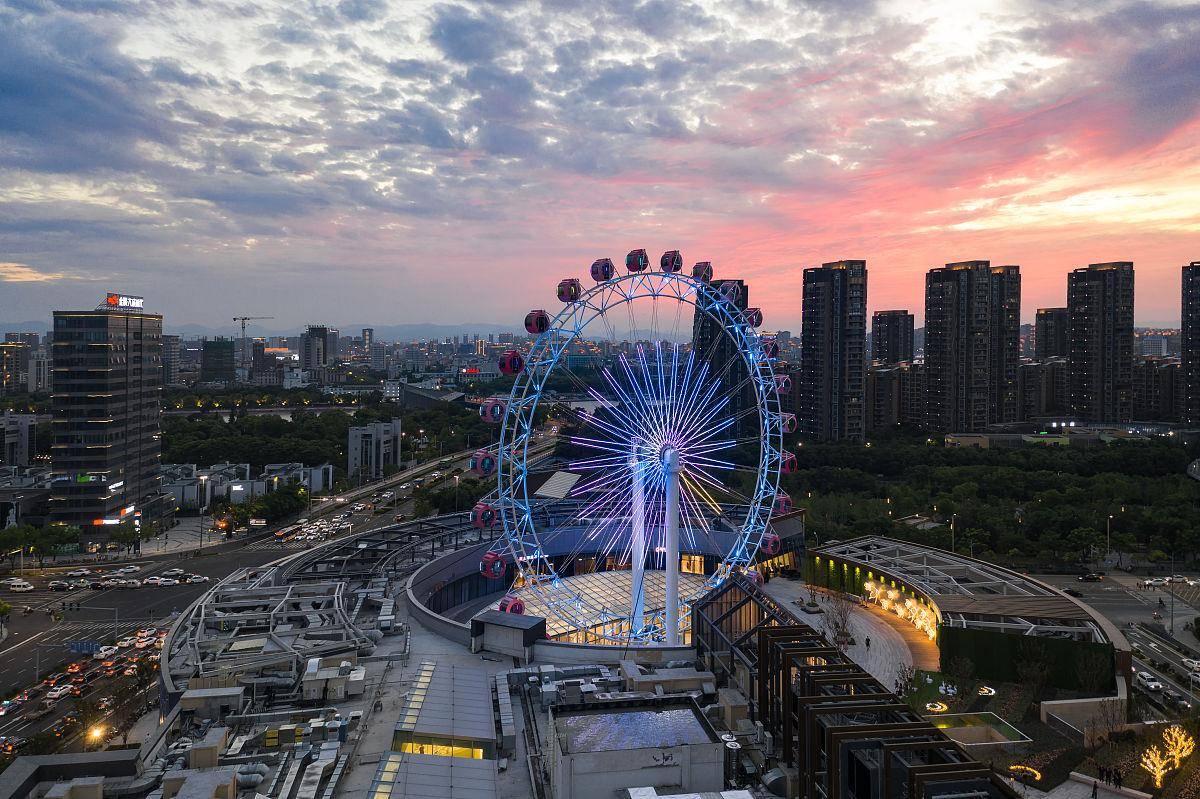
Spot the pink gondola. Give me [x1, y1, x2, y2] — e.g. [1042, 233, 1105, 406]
[471, 502, 497, 529]
[499, 350, 525, 375]
[781, 451, 798, 474]
[763, 339, 780, 359]
[742, 307, 763, 327]
[470, 449, 497, 476]
[557, 278, 582, 303]
[772, 492, 792, 516]
[498, 595, 525, 614]
[591, 258, 616, 282]
[626, 249, 649, 272]
[480, 398, 506, 423]
[774, 374, 792, 394]
[761, 532, 782, 555]
[480, 552, 505, 580]
[781, 413, 797, 433]
[525, 309, 551, 335]
[660, 250, 683, 273]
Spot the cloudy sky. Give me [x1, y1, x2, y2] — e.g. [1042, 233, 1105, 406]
[1, 0, 1198, 331]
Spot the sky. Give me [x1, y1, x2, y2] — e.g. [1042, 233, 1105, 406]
[1, 0, 1199, 332]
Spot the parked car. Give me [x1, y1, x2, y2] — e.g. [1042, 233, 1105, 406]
[1136, 671, 1164, 691]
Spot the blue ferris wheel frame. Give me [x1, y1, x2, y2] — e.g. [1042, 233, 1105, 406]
[493, 270, 784, 643]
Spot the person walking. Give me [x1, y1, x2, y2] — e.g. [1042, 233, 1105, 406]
[1091, 779, 1098, 798]
[865, 636, 871, 650]
[1115, 770, 1123, 790]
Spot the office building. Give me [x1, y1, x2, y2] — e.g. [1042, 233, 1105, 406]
[1184, 263, 1200, 424]
[691, 279, 751, 434]
[348, 418, 402, 480]
[362, 328, 374, 352]
[5, 332, 39, 348]
[2, 412, 46, 467]
[1035, 307, 1069, 359]
[162, 334, 181, 387]
[50, 295, 169, 535]
[0, 343, 30, 395]
[796, 260, 867, 441]
[301, 325, 329, 370]
[923, 261, 1021, 432]
[25, 354, 49, 393]
[326, 328, 341, 362]
[1068, 262, 1134, 423]
[200, 338, 236, 383]
[370, 343, 388, 371]
[870, 309, 913, 364]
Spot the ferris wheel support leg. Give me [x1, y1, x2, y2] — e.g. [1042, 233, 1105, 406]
[630, 458, 646, 636]
[664, 448, 681, 646]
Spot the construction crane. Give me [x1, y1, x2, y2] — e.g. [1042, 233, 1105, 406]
[232, 316, 274, 372]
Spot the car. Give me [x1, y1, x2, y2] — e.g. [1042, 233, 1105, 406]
[1146, 577, 1169, 586]
[0, 737, 28, 754]
[70, 579, 91, 589]
[42, 672, 66, 686]
[1078, 573, 1103, 582]
[115, 565, 139, 574]
[122, 666, 138, 677]
[399, 483, 411, 490]
[1136, 671, 1164, 691]
[135, 638, 153, 649]
[86, 579, 107, 590]
[352, 504, 366, 512]
[45, 685, 72, 701]
[47, 580, 71, 591]
[100, 579, 124, 588]
[117, 637, 136, 647]
[158, 578, 179, 586]
[0, 700, 21, 717]
[1064, 588, 1084, 597]
[1163, 689, 1192, 712]
[66, 661, 86, 674]
[121, 579, 142, 589]
[9, 581, 34, 592]
[162, 569, 185, 577]
[186, 575, 209, 583]
[93, 645, 119, 661]
[67, 569, 91, 577]
[142, 576, 164, 586]
[137, 628, 157, 637]
[97, 696, 114, 710]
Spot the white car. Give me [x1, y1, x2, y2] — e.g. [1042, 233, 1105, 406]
[135, 638, 154, 649]
[162, 569, 185, 577]
[116, 637, 136, 648]
[186, 575, 209, 583]
[352, 504, 366, 512]
[93, 645, 119, 661]
[1136, 671, 1163, 691]
[1182, 658, 1200, 672]
[117, 565, 141, 574]
[399, 483, 411, 490]
[67, 569, 91, 577]
[158, 578, 180, 586]
[46, 685, 72, 701]
[142, 577, 164, 586]
[1145, 578, 1169, 587]
[9, 581, 34, 593]
[121, 579, 142, 589]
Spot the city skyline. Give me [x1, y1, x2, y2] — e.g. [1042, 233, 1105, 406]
[1, 1, 1198, 329]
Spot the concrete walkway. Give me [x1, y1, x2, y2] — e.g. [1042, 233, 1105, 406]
[760, 578, 937, 691]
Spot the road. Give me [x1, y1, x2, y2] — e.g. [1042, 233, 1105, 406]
[1034, 572, 1200, 712]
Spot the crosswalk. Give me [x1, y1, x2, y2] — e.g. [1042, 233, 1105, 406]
[37, 621, 147, 648]
[242, 540, 309, 552]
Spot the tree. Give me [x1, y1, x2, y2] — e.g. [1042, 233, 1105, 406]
[1163, 724, 1195, 769]
[1141, 744, 1172, 788]
[824, 592, 856, 651]
[944, 656, 976, 701]
[109, 521, 141, 552]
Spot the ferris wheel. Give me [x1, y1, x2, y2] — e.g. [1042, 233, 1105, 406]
[472, 250, 795, 645]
